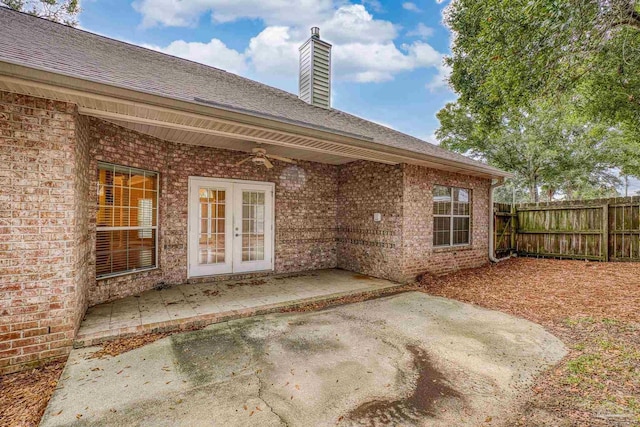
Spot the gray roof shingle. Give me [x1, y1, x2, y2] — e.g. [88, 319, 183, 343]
[0, 7, 505, 175]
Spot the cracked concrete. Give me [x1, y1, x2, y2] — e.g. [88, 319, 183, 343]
[40, 292, 566, 426]
[256, 373, 288, 427]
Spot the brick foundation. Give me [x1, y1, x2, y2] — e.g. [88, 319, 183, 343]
[1, 90, 493, 373]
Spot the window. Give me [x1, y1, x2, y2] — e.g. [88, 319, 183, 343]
[96, 163, 158, 278]
[433, 185, 471, 247]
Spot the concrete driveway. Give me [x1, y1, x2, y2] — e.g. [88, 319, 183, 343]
[41, 292, 566, 426]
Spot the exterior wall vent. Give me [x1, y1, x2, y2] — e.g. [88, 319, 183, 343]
[299, 27, 332, 109]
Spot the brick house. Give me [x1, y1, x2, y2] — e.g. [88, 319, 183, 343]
[0, 9, 509, 374]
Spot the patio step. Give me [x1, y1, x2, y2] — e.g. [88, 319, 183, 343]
[74, 273, 409, 348]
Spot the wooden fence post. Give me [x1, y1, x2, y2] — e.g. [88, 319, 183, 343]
[510, 203, 517, 253]
[602, 203, 609, 262]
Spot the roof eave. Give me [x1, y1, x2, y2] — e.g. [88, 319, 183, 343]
[0, 60, 511, 179]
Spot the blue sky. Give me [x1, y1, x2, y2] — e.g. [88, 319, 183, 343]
[75, 0, 639, 195]
[78, 0, 455, 142]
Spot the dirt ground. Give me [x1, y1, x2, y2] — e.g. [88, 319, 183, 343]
[2, 258, 639, 426]
[422, 258, 640, 427]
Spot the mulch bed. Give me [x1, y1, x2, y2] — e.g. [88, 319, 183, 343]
[0, 359, 66, 427]
[87, 332, 172, 359]
[420, 257, 640, 427]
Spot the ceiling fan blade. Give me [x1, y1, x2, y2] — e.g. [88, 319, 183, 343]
[263, 157, 274, 169]
[235, 156, 253, 166]
[267, 154, 297, 164]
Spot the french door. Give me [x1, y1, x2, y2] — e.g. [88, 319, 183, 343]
[188, 178, 274, 277]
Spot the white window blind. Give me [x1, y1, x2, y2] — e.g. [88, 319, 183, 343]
[96, 162, 158, 278]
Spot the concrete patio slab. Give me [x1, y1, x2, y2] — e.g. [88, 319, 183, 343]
[43, 292, 566, 427]
[75, 269, 403, 347]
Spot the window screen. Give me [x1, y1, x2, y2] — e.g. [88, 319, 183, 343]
[96, 163, 158, 278]
[433, 185, 471, 247]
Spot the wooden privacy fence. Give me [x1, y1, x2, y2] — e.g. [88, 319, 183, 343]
[494, 196, 640, 261]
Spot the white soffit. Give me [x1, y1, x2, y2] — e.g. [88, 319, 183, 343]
[105, 119, 353, 165]
[0, 74, 400, 165]
[0, 72, 506, 178]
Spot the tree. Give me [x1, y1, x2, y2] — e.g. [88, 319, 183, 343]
[444, 0, 640, 142]
[436, 101, 621, 202]
[2, 0, 80, 26]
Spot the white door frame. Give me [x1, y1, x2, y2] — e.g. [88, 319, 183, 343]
[187, 177, 275, 278]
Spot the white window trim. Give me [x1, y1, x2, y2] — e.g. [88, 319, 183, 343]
[96, 162, 159, 280]
[433, 185, 471, 248]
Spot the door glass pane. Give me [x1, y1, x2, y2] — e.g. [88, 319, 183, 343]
[198, 187, 226, 264]
[242, 191, 266, 262]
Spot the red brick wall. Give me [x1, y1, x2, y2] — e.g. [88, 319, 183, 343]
[0, 92, 91, 374]
[337, 161, 405, 282]
[336, 162, 491, 283]
[86, 117, 339, 305]
[0, 90, 494, 374]
[401, 164, 490, 280]
[73, 114, 92, 334]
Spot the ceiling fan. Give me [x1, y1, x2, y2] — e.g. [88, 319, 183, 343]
[235, 146, 297, 169]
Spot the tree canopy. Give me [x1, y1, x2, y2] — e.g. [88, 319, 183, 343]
[445, 0, 640, 133]
[437, 100, 622, 202]
[2, 0, 80, 26]
[438, 0, 640, 201]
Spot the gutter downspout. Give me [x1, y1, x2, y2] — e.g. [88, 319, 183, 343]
[488, 177, 513, 263]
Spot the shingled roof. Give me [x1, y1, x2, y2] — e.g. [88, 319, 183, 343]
[0, 7, 507, 176]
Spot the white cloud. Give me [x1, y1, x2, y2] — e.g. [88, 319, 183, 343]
[133, 0, 335, 27]
[402, 2, 422, 12]
[426, 63, 452, 91]
[246, 26, 299, 75]
[321, 5, 397, 44]
[143, 38, 248, 74]
[406, 23, 434, 39]
[335, 40, 438, 82]
[141, 3, 445, 86]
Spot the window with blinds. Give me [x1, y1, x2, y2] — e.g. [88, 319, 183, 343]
[433, 185, 471, 247]
[96, 163, 158, 278]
